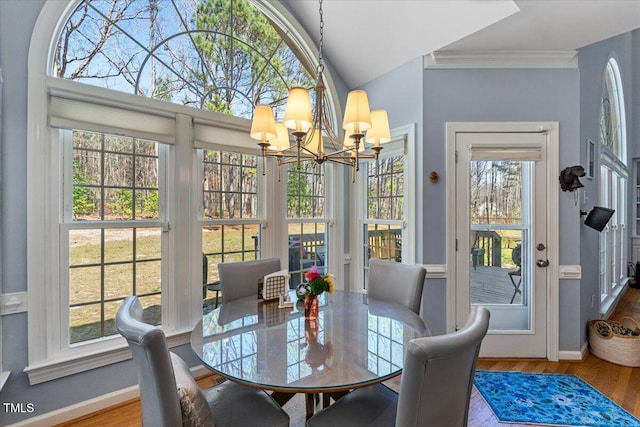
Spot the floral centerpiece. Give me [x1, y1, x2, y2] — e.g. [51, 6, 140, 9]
[296, 265, 334, 319]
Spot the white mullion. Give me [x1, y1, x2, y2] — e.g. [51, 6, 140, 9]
[401, 124, 417, 265]
[351, 165, 367, 293]
[265, 157, 285, 262]
[58, 130, 75, 353]
[326, 162, 344, 291]
[171, 113, 192, 330]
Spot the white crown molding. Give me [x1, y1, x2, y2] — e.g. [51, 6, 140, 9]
[424, 51, 578, 69]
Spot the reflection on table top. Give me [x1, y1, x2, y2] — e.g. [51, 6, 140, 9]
[191, 290, 428, 393]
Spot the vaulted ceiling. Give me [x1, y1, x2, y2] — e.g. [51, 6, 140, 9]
[284, 0, 640, 87]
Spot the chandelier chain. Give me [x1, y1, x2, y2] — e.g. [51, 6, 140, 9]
[317, 0, 325, 74]
[250, 0, 389, 181]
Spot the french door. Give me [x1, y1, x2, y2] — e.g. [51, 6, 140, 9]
[454, 131, 550, 358]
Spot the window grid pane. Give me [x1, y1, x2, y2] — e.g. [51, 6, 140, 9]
[72, 131, 160, 221]
[202, 224, 262, 282]
[363, 153, 406, 289]
[69, 227, 162, 344]
[68, 129, 163, 345]
[203, 150, 258, 220]
[201, 149, 262, 310]
[367, 156, 404, 220]
[287, 163, 325, 219]
[287, 222, 327, 289]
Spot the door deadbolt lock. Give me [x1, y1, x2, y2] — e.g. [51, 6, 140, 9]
[536, 259, 549, 268]
[536, 243, 546, 251]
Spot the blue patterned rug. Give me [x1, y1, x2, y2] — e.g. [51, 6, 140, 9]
[474, 371, 640, 427]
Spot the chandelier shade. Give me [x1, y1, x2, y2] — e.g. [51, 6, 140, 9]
[250, 105, 277, 143]
[343, 90, 372, 136]
[366, 109, 392, 147]
[249, 0, 390, 181]
[267, 123, 291, 151]
[283, 87, 313, 133]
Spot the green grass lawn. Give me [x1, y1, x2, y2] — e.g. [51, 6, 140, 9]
[69, 224, 327, 343]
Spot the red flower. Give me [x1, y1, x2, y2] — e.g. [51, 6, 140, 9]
[305, 271, 321, 282]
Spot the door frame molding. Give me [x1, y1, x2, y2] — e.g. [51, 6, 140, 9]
[445, 122, 559, 361]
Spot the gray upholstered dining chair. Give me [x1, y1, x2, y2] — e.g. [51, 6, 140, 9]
[217, 257, 281, 304]
[306, 306, 490, 427]
[368, 259, 426, 315]
[116, 296, 289, 427]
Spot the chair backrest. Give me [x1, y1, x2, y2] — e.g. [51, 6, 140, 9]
[368, 259, 426, 315]
[218, 258, 281, 303]
[396, 306, 490, 427]
[115, 296, 182, 427]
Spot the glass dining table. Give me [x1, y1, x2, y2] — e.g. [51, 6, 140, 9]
[190, 290, 429, 419]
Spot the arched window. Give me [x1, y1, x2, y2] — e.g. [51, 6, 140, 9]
[27, 0, 338, 383]
[598, 57, 627, 312]
[599, 58, 626, 162]
[53, 0, 314, 119]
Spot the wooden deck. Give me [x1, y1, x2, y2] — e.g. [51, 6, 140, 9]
[471, 265, 523, 305]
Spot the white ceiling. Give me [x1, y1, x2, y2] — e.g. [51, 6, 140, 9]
[284, 0, 640, 88]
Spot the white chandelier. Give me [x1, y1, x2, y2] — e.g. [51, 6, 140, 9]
[249, 0, 390, 181]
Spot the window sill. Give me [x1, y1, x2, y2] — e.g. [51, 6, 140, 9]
[24, 329, 191, 385]
[600, 279, 628, 318]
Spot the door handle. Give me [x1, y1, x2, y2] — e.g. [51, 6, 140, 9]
[536, 259, 549, 268]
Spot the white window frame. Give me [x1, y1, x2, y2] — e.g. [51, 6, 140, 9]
[597, 56, 628, 316]
[599, 156, 628, 314]
[26, 0, 343, 384]
[60, 129, 171, 347]
[352, 124, 417, 292]
[197, 148, 268, 284]
[282, 162, 335, 289]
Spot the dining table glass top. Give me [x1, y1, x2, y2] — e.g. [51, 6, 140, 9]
[191, 290, 428, 393]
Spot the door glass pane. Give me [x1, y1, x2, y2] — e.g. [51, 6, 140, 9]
[469, 160, 532, 331]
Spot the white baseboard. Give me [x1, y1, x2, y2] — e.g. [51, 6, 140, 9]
[7, 385, 140, 427]
[558, 340, 589, 361]
[7, 364, 212, 427]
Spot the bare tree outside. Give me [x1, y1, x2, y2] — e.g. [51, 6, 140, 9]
[56, 0, 315, 220]
[56, 0, 321, 341]
[470, 161, 522, 225]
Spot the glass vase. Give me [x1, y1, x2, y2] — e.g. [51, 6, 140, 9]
[304, 294, 319, 320]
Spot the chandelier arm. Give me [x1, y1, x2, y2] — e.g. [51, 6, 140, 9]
[273, 153, 316, 161]
[314, 157, 355, 167]
[323, 147, 363, 157]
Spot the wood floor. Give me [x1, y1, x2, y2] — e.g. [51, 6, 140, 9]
[57, 288, 640, 427]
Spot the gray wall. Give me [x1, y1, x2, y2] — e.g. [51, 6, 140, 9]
[578, 31, 637, 347]
[421, 67, 582, 344]
[1, 0, 639, 424]
[358, 58, 440, 330]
